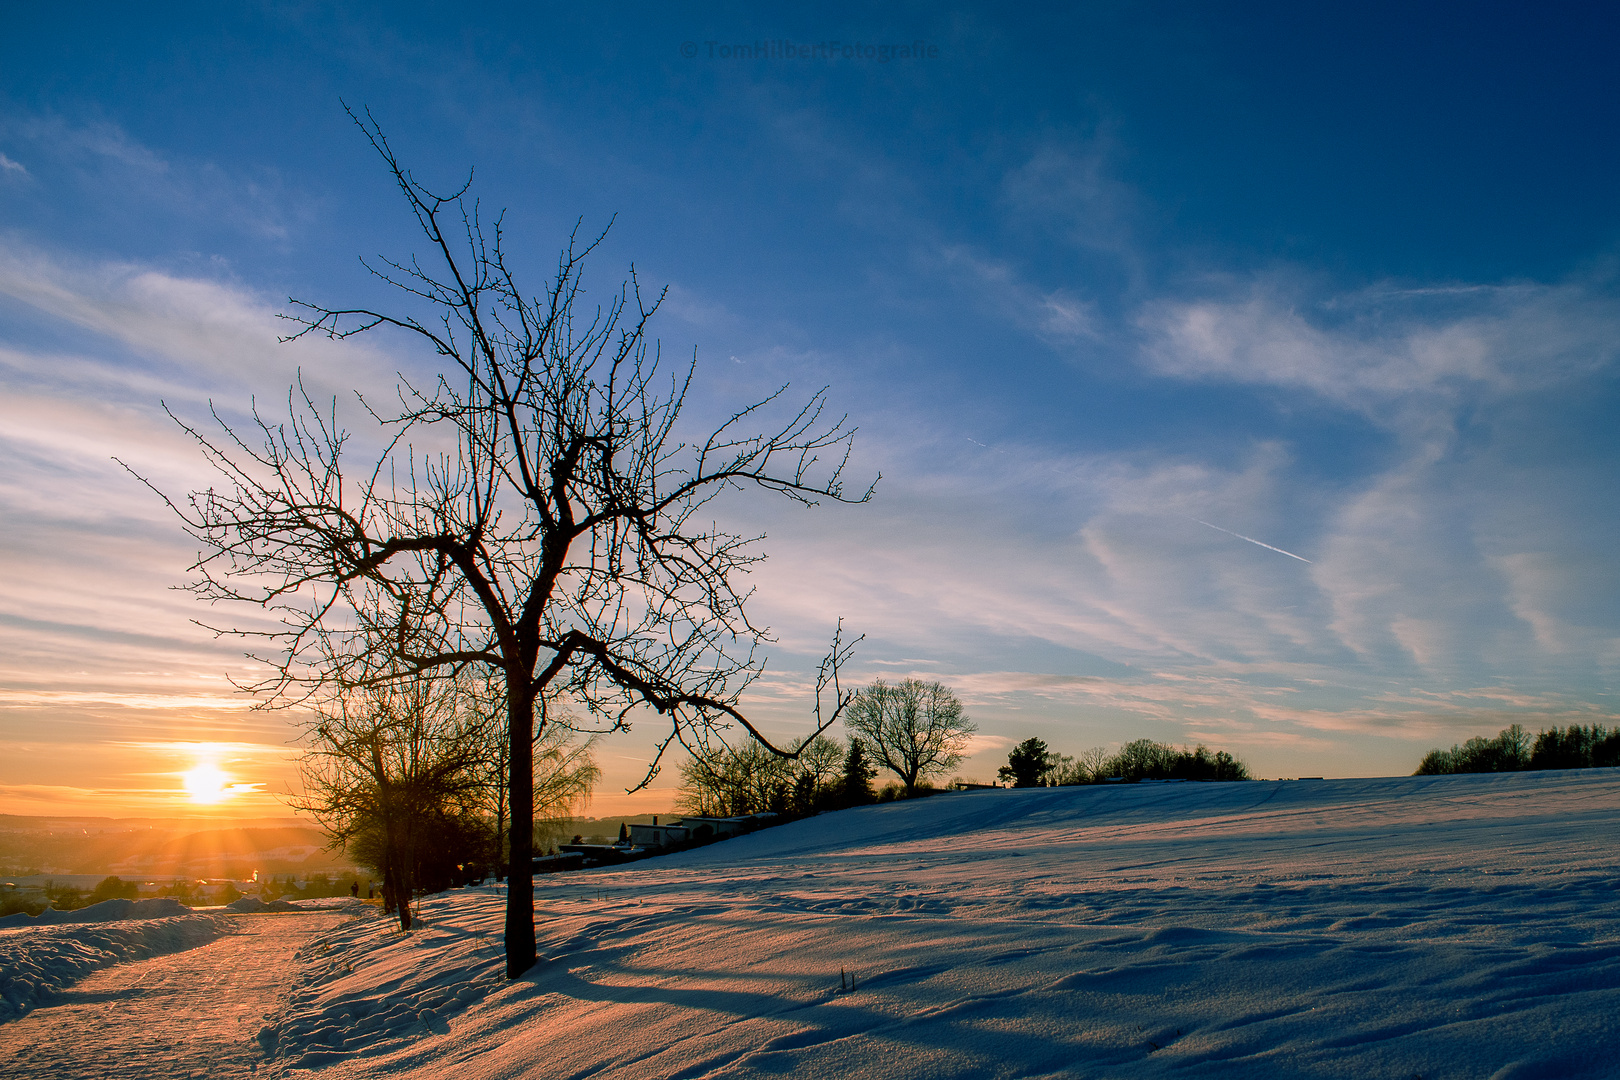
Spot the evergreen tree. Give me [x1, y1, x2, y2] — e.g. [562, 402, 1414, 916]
[998, 737, 1052, 787]
[842, 738, 877, 806]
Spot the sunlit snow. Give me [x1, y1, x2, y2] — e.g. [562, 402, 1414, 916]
[4, 770, 1618, 1078]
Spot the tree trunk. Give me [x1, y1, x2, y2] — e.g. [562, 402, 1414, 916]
[504, 679, 536, 977]
[495, 750, 508, 882]
[385, 817, 411, 932]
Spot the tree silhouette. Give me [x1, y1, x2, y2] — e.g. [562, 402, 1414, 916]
[294, 676, 493, 931]
[134, 111, 871, 976]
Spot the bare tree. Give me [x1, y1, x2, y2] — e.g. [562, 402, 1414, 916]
[677, 731, 846, 818]
[1077, 745, 1110, 782]
[133, 111, 871, 977]
[295, 676, 493, 931]
[844, 678, 976, 794]
[676, 739, 792, 818]
[530, 714, 602, 838]
[1043, 752, 1089, 786]
[790, 733, 846, 792]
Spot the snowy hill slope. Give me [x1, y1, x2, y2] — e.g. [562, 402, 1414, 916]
[272, 771, 1620, 1079]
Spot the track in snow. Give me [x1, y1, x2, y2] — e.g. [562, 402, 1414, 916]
[0, 913, 346, 1080]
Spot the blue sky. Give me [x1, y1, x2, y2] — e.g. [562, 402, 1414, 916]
[3, 2, 1618, 815]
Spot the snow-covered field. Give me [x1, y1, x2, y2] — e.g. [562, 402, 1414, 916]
[5, 771, 1617, 1078]
[248, 769, 1619, 1080]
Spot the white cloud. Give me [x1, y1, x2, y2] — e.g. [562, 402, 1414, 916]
[0, 247, 434, 802]
[4, 219, 1618, 795]
[1140, 279, 1620, 428]
[999, 139, 1143, 271]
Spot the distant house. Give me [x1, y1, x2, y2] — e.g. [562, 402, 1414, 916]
[556, 843, 642, 867]
[628, 822, 690, 849]
[674, 813, 776, 841]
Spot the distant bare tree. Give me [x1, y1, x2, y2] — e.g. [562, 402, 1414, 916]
[1042, 752, 1089, 786]
[676, 731, 849, 818]
[677, 739, 793, 817]
[530, 714, 601, 838]
[844, 678, 976, 794]
[791, 733, 846, 791]
[787, 733, 847, 813]
[132, 110, 871, 976]
[1077, 746, 1110, 782]
[294, 676, 492, 931]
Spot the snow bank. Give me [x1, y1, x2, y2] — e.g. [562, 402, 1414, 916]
[0, 914, 228, 1022]
[226, 896, 320, 914]
[0, 896, 191, 928]
[262, 770, 1620, 1079]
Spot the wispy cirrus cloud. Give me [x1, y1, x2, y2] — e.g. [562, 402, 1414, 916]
[0, 243, 400, 400]
[724, 284, 1620, 775]
[4, 110, 1618, 802]
[933, 244, 1101, 346]
[0, 244, 400, 815]
[0, 113, 310, 243]
[1139, 277, 1620, 427]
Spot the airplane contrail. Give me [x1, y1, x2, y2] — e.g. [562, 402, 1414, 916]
[1191, 518, 1312, 563]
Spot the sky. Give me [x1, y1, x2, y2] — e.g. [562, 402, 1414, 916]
[2, 1, 1618, 819]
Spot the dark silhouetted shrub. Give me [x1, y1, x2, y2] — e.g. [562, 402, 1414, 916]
[88, 875, 139, 904]
[1099, 739, 1250, 782]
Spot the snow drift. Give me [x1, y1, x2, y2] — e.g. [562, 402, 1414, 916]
[0, 896, 193, 928]
[227, 896, 321, 914]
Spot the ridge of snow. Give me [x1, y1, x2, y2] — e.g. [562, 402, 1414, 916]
[0, 914, 229, 1021]
[0, 896, 194, 928]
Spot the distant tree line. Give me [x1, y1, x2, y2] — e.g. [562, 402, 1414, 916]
[678, 735, 884, 817]
[678, 677, 1255, 820]
[1415, 723, 1620, 775]
[998, 737, 1251, 787]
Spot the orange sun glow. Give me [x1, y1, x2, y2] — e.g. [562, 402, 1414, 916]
[181, 762, 232, 804]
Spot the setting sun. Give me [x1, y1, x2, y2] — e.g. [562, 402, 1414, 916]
[181, 763, 231, 804]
